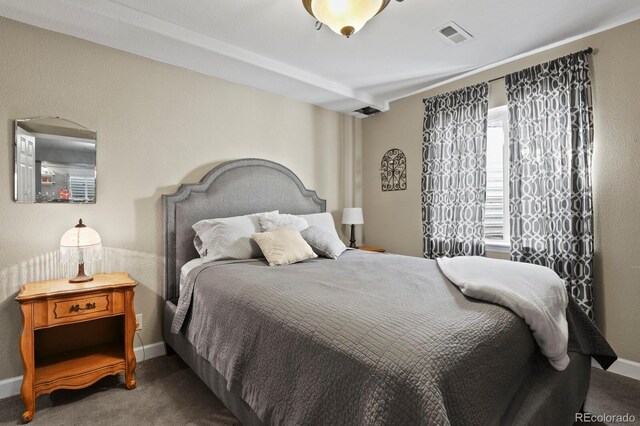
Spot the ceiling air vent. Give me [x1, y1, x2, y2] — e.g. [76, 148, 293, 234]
[354, 106, 381, 116]
[436, 21, 473, 45]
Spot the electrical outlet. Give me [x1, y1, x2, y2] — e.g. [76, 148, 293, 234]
[136, 314, 142, 331]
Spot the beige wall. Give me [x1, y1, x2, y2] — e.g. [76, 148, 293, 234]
[0, 17, 358, 381]
[362, 20, 640, 363]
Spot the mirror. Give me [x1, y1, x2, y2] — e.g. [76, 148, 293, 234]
[14, 117, 96, 203]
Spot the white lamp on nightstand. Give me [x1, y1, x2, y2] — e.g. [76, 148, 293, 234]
[60, 218, 102, 283]
[342, 207, 364, 248]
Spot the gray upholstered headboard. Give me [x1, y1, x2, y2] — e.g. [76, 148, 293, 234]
[162, 158, 326, 301]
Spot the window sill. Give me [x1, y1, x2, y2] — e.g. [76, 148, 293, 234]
[485, 241, 510, 253]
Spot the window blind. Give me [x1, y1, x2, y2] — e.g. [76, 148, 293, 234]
[485, 116, 506, 240]
[69, 176, 96, 202]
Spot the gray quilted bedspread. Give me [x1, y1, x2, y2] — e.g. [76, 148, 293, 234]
[172, 250, 547, 425]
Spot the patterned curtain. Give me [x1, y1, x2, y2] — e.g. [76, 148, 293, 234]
[506, 51, 595, 318]
[422, 83, 489, 259]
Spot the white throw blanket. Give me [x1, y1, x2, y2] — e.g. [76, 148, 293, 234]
[436, 256, 570, 371]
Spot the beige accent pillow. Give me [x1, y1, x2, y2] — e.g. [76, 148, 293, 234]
[252, 227, 318, 266]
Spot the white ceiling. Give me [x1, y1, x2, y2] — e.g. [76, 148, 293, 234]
[2, 0, 640, 116]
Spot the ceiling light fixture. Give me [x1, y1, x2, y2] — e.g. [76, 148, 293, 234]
[302, 0, 391, 38]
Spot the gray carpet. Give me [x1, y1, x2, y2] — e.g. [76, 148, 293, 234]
[0, 356, 238, 425]
[0, 355, 638, 425]
[575, 368, 640, 426]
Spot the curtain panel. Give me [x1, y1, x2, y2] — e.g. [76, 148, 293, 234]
[506, 51, 595, 318]
[422, 83, 489, 259]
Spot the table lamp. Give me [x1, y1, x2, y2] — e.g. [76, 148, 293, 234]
[60, 219, 102, 283]
[342, 207, 364, 248]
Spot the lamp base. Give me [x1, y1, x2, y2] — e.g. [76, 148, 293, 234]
[69, 263, 94, 283]
[69, 275, 94, 283]
[349, 224, 358, 249]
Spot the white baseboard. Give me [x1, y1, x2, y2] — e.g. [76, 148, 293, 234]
[0, 375, 22, 400]
[0, 340, 166, 400]
[592, 357, 640, 381]
[134, 340, 166, 362]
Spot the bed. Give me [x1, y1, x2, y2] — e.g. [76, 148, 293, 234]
[162, 158, 613, 425]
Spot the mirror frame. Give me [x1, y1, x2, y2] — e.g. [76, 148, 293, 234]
[14, 117, 97, 204]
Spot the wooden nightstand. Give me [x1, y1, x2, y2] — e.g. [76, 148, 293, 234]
[358, 245, 386, 253]
[15, 273, 137, 422]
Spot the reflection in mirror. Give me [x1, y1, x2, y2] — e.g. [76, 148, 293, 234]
[14, 117, 96, 203]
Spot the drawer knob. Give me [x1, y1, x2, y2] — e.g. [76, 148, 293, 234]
[69, 302, 97, 313]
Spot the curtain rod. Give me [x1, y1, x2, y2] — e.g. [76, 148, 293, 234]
[488, 47, 594, 84]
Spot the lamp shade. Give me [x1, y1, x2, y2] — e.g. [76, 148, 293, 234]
[342, 207, 364, 225]
[305, 0, 389, 37]
[60, 219, 102, 265]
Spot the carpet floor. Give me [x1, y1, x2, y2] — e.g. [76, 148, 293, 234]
[0, 355, 638, 425]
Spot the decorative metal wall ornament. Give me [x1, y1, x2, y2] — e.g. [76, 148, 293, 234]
[380, 148, 407, 191]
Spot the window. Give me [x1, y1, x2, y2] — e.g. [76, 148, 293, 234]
[485, 106, 509, 249]
[69, 176, 96, 202]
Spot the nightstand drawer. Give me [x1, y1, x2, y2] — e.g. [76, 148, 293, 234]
[33, 291, 124, 328]
[53, 294, 110, 319]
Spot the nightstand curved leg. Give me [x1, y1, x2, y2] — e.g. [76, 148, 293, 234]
[20, 381, 35, 423]
[19, 303, 35, 422]
[124, 288, 137, 391]
[20, 366, 35, 422]
[22, 408, 34, 423]
[125, 377, 137, 390]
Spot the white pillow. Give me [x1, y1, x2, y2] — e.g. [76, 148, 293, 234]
[193, 211, 278, 262]
[297, 212, 341, 242]
[300, 226, 347, 259]
[259, 213, 309, 232]
[252, 227, 317, 266]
